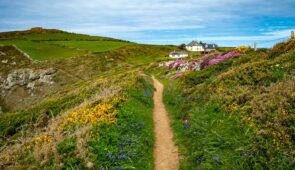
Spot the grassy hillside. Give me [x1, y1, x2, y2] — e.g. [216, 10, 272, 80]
[47, 41, 131, 52]
[0, 28, 178, 169]
[0, 71, 156, 169]
[0, 40, 86, 60]
[0, 28, 176, 112]
[149, 39, 295, 169]
[0, 28, 132, 61]
[3, 27, 294, 169]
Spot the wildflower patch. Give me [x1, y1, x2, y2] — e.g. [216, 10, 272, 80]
[59, 96, 125, 129]
[159, 51, 242, 79]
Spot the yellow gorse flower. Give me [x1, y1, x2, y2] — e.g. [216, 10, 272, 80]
[59, 96, 124, 129]
[33, 135, 52, 145]
[234, 46, 250, 54]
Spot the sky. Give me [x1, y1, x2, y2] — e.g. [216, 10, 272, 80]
[0, 0, 295, 47]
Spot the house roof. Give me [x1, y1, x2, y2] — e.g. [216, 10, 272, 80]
[187, 41, 202, 46]
[187, 40, 217, 49]
[170, 51, 188, 55]
[203, 43, 217, 49]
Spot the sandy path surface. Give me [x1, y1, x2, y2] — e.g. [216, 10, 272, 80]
[152, 76, 179, 170]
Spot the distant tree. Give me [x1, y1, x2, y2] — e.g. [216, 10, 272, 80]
[179, 43, 186, 50]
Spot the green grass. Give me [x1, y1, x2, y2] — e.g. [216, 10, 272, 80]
[48, 40, 132, 52]
[88, 77, 155, 169]
[151, 41, 295, 169]
[24, 32, 116, 41]
[0, 31, 132, 61]
[0, 40, 86, 60]
[0, 72, 156, 169]
[163, 83, 251, 170]
[127, 55, 168, 65]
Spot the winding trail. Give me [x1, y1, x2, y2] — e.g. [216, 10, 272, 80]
[152, 76, 179, 170]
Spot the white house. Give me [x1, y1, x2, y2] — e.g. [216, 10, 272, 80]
[169, 51, 188, 58]
[186, 41, 204, 52]
[186, 41, 217, 52]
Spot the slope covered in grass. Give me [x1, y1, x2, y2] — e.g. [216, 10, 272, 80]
[0, 28, 131, 61]
[0, 40, 86, 60]
[0, 27, 177, 168]
[0, 71, 155, 169]
[47, 41, 132, 52]
[150, 39, 295, 169]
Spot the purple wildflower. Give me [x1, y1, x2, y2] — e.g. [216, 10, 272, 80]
[105, 152, 112, 158]
[213, 156, 220, 162]
[119, 155, 129, 160]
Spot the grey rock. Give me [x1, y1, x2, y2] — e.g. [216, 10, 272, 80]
[45, 68, 56, 75]
[1, 60, 8, 64]
[0, 68, 56, 95]
[27, 82, 35, 90]
[0, 51, 5, 56]
[29, 71, 40, 81]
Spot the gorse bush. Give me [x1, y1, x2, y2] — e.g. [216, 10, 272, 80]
[269, 39, 295, 58]
[158, 39, 295, 169]
[58, 96, 124, 130]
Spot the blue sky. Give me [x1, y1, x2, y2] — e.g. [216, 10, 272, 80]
[0, 0, 295, 47]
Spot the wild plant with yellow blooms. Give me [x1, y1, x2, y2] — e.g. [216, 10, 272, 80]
[33, 135, 52, 145]
[234, 46, 250, 54]
[59, 96, 125, 130]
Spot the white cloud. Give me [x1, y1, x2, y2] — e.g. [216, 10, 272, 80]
[1, 0, 294, 47]
[134, 29, 294, 47]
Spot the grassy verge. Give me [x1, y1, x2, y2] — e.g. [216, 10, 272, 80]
[163, 82, 251, 169]
[88, 76, 154, 169]
[152, 41, 295, 169]
[0, 73, 155, 170]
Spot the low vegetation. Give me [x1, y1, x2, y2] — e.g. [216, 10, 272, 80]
[0, 71, 155, 169]
[0, 28, 131, 61]
[149, 39, 295, 169]
[1, 27, 294, 169]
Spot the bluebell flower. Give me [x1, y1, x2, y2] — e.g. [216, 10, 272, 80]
[145, 90, 151, 97]
[120, 149, 125, 154]
[197, 156, 204, 170]
[105, 152, 112, 158]
[121, 141, 126, 147]
[184, 122, 190, 129]
[119, 155, 128, 160]
[213, 156, 220, 163]
[100, 166, 105, 170]
[112, 155, 116, 163]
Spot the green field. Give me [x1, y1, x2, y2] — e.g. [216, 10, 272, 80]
[0, 39, 131, 61]
[0, 31, 131, 61]
[24, 32, 120, 41]
[0, 40, 86, 60]
[48, 40, 132, 52]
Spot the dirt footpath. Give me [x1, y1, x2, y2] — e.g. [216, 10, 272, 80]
[152, 76, 179, 170]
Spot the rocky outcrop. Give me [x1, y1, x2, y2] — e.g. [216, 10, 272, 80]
[0, 68, 56, 96]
